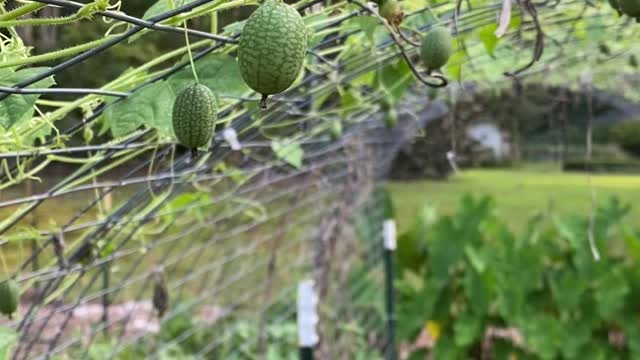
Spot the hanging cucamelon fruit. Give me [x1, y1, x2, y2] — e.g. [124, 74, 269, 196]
[172, 84, 218, 155]
[420, 27, 454, 74]
[238, 0, 308, 108]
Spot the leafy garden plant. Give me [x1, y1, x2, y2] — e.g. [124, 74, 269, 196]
[395, 194, 640, 359]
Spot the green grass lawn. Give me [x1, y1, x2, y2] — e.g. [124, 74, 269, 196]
[387, 167, 640, 232]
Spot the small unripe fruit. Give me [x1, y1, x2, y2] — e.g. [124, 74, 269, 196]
[238, 0, 308, 108]
[152, 271, 169, 318]
[380, 0, 404, 27]
[420, 27, 454, 73]
[330, 119, 342, 140]
[384, 108, 398, 128]
[172, 84, 217, 151]
[0, 279, 19, 319]
[598, 43, 611, 55]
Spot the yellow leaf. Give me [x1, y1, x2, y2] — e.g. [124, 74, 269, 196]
[425, 320, 442, 341]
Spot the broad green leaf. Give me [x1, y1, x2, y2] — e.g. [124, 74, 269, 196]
[403, 0, 429, 12]
[167, 53, 250, 98]
[477, 24, 499, 56]
[142, 0, 198, 20]
[446, 50, 465, 82]
[0, 326, 17, 360]
[396, 278, 441, 341]
[432, 336, 461, 360]
[429, 217, 464, 284]
[304, 13, 329, 48]
[223, 20, 246, 34]
[519, 314, 563, 359]
[594, 269, 629, 319]
[404, 9, 435, 29]
[549, 269, 586, 311]
[271, 140, 303, 169]
[0, 67, 55, 129]
[374, 60, 414, 105]
[620, 316, 640, 357]
[406, 349, 428, 360]
[20, 112, 55, 145]
[339, 86, 362, 118]
[463, 268, 492, 316]
[464, 245, 486, 273]
[104, 81, 176, 137]
[352, 16, 379, 45]
[560, 318, 594, 359]
[453, 312, 483, 347]
[350, 70, 375, 88]
[553, 215, 585, 249]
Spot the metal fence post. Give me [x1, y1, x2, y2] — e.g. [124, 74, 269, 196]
[383, 219, 397, 360]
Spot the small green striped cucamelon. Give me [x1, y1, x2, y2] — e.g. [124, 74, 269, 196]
[172, 84, 217, 152]
[0, 279, 19, 319]
[238, 0, 308, 108]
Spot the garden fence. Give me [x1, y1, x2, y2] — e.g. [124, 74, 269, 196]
[0, 0, 634, 358]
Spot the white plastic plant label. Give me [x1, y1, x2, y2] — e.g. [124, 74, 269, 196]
[223, 128, 242, 151]
[297, 279, 319, 347]
[383, 219, 397, 251]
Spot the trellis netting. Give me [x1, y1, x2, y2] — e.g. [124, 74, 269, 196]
[0, 0, 637, 358]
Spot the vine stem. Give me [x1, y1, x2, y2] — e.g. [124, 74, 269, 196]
[168, 0, 257, 25]
[0, 248, 8, 276]
[0, 13, 83, 28]
[14, 39, 211, 141]
[183, 20, 200, 84]
[349, 0, 447, 88]
[0, 36, 117, 69]
[0, 3, 46, 21]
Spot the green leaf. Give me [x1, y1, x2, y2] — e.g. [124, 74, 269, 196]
[445, 45, 464, 82]
[519, 314, 564, 359]
[339, 86, 362, 118]
[396, 278, 441, 341]
[620, 316, 640, 357]
[406, 349, 428, 360]
[142, 0, 198, 20]
[374, 60, 414, 105]
[432, 335, 461, 360]
[429, 217, 464, 284]
[104, 81, 176, 137]
[352, 16, 379, 44]
[477, 24, 499, 56]
[0, 326, 17, 360]
[0, 67, 55, 129]
[594, 269, 629, 319]
[304, 13, 329, 48]
[463, 268, 492, 316]
[271, 140, 303, 169]
[549, 269, 586, 311]
[167, 53, 250, 98]
[553, 215, 585, 249]
[560, 318, 594, 359]
[453, 312, 483, 347]
[464, 245, 487, 273]
[223, 20, 246, 34]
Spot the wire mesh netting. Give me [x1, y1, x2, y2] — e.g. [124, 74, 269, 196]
[0, 0, 637, 358]
[0, 1, 442, 357]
